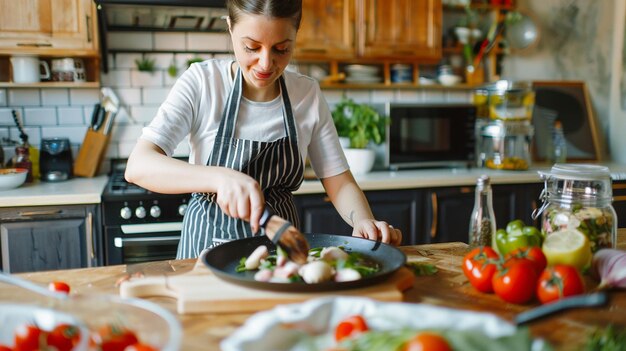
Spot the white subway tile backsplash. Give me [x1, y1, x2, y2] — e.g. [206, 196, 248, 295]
[212, 53, 234, 60]
[41, 126, 88, 144]
[142, 88, 170, 105]
[8, 89, 40, 106]
[117, 141, 137, 158]
[58, 107, 85, 125]
[446, 90, 471, 103]
[163, 70, 182, 86]
[104, 142, 120, 159]
[41, 89, 70, 106]
[145, 53, 175, 69]
[10, 127, 40, 144]
[421, 90, 446, 103]
[396, 90, 421, 103]
[371, 90, 396, 104]
[131, 71, 164, 87]
[346, 91, 371, 103]
[107, 32, 154, 50]
[111, 124, 144, 142]
[114, 88, 142, 105]
[101, 70, 132, 87]
[154, 32, 186, 51]
[0, 108, 16, 125]
[0, 89, 6, 106]
[129, 105, 159, 123]
[322, 90, 345, 104]
[114, 53, 143, 69]
[23, 108, 57, 126]
[69, 89, 100, 106]
[187, 33, 230, 51]
[112, 106, 135, 124]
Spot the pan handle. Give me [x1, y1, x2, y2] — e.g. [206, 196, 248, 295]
[514, 292, 608, 325]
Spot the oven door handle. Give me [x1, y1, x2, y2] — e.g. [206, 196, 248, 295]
[114, 236, 180, 248]
[120, 222, 183, 234]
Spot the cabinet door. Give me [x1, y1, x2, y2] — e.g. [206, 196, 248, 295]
[424, 185, 519, 244]
[359, 0, 441, 59]
[0, 0, 97, 51]
[295, 0, 355, 60]
[0, 218, 87, 273]
[613, 181, 626, 228]
[294, 189, 420, 245]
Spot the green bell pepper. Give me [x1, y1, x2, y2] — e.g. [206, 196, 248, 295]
[495, 220, 542, 255]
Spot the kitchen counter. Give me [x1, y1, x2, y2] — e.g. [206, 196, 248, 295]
[0, 176, 108, 207]
[2, 230, 624, 351]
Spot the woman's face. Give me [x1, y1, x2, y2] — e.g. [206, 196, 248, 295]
[229, 13, 296, 93]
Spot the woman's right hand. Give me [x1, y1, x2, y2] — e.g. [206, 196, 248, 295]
[215, 168, 265, 233]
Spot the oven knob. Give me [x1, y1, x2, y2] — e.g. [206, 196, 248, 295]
[135, 206, 147, 219]
[120, 206, 132, 220]
[150, 205, 161, 218]
[178, 204, 188, 216]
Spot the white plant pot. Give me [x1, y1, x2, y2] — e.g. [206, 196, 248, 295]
[343, 148, 376, 175]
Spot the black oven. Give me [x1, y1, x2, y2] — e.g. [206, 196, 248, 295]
[101, 160, 189, 265]
[386, 104, 477, 169]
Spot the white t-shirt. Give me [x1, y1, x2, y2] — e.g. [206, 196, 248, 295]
[141, 59, 348, 179]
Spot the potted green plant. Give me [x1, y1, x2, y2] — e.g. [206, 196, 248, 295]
[331, 97, 389, 174]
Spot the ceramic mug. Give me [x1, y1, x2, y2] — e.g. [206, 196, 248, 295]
[51, 58, 86, 82]
[10, 55, 50, 83]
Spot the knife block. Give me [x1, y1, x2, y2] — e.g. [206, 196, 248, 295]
[73, 129, 111, 177]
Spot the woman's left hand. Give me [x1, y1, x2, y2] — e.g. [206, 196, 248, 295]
[352, 219, 403, 246]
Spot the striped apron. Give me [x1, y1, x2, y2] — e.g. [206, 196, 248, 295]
[177, 69, 304, 259]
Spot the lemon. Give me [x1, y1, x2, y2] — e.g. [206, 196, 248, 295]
[542, 229, 592, 271]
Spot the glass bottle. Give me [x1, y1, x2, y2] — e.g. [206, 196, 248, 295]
[546, 120, 567, 164]
[534, 164, 616, 252]
[468, 175, 497, 248]
[14, 144, 33, 183]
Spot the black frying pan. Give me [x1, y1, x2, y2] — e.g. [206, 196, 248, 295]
[202, 233, 406, 292]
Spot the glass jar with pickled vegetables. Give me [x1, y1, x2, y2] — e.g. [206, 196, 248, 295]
[533, 164, 617, 252]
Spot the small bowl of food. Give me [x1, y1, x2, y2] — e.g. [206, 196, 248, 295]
[0, 168, 28, 191]
[438, 74, 462, 86]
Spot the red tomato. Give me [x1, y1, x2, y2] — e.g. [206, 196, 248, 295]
[46, 324, 81, 351]
[14, 324, 43, 351]
[334, 315, 369, 342]
[125, 343, 158, 351]
[462, 246, 499, 293]
[0, 344, 13, 351]
[97, 324, 139, 351]
[537, 265, 585, 304]
[48, 281, 71, 294]
[505, 247, 547, 274]
[492, 258, 538, 304]
[402, 332, 452, 351]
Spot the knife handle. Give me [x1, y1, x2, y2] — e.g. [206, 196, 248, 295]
[259, 207, 272, 229]
[515, 292, 608, 325]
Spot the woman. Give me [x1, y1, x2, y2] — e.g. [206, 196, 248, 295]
[125, 0, 402, 259]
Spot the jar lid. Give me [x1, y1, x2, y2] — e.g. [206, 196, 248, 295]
[476, 80, 533, 94]
[538, 164, 613, 204]
[541, 164, 611, 181]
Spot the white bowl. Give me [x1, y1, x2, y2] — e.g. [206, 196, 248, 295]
[438, 74, 462, 86]
[0, 168, 28, 190]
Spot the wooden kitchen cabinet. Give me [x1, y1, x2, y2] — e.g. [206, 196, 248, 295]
[358, 0, 441, 60]
[0, 0, 100, 87]
[294, 189, 422, 246]
[0, 204, 102, 273]
[296, 0, 355, 60]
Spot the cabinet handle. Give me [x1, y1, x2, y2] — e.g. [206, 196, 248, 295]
[613, 195, 626, 202]
[86, 15, 92, 43]
[613, 184, 626, 190]
[18, 209, 62, 217]
[87, 211, 95, 261]
[430, 192, 438, 239]
[16, 43, 52, 47]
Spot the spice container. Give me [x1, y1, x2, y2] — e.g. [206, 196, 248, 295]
[468, 175, 497, 248]
[533, 164, 617, 252]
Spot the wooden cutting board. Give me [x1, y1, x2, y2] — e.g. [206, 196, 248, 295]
[120, 258, 415, 314]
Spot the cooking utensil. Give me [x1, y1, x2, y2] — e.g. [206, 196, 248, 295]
[202, 233, 407, 292]
[100, 87, 120, 135]
[11, 110, 28, 144]
[515, 292, 608, 325]
[260, 208, 309, 264]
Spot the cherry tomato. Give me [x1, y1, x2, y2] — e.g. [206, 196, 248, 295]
[334, 315, 369, 342]
[462, 246, 499, 293]
[97, 324, 139, 351]
[402, 332, 452, 351]
[492, 258, 539, 304]
[505, 247, 547, 274]
[0, 344, 13, 351]
[537, 265, 585, 304]
[125, 343, 158, 351]
[14, 324, 43, 351]
[48, 281, 71, 294]
[46, 323, 81, 351]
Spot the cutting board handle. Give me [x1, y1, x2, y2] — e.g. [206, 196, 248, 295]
[120, 276, 175, 299]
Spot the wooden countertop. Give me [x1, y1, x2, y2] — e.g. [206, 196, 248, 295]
[2, 229, 625, 351]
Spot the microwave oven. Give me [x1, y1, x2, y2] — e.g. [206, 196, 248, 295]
[385, 104, 477, 170]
